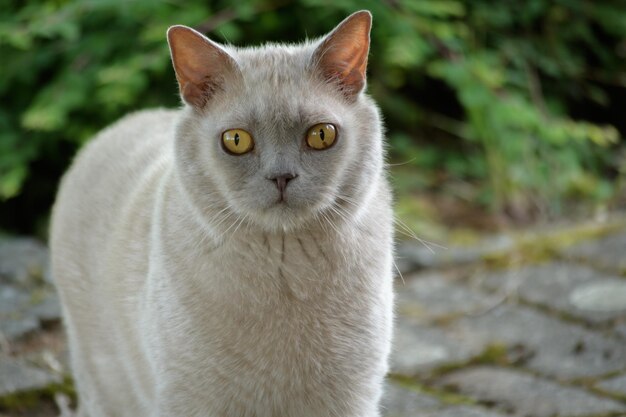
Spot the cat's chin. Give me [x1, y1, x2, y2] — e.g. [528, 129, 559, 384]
[236, 202, 317, 234]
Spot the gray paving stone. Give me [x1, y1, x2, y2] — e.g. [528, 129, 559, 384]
[391, 317, 483, 375]
[0, 284, 31, 314]
[449, 304, 626, 379]
[564, 231, 626, 273]
[570, 280, 626, 313]
[396, 235, 514, 270]
[0, 316, 39, 340]
[0, 355, 59, 396]
[381, 380, 509, 417]
[397, 272, 500, 324]
[381, 381, 442, 416]
[477, 262, 626, 323]
[597, 374, 626, 396]
[0, 238, 50, 286]
[439, 366, 626, 417]
[30, 292, 62, 323]
[0, 284, 62, 341]
[421, 406, 508, 417]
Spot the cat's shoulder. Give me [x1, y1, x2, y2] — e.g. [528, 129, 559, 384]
[59, 108, 179, 198]
[98, 108, 180, 141]
[73, 108, 179, 164]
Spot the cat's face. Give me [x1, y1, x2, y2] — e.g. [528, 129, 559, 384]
[170, 11, 383, 233]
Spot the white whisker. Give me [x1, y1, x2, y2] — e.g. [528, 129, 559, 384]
[385, 158, 417, 167]
[393, 260, 405, 285]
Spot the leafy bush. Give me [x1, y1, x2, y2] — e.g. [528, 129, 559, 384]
[1, 0, 624, 233]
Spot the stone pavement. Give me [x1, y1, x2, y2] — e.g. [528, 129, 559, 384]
[2, 217, 626, 416]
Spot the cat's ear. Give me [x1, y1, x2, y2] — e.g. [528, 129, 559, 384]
[167, 26, 240, 108]
[313, 10, 372, 99]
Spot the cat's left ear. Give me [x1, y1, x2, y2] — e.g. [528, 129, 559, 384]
[167, 25, 241, 108]
[313, 10, 372, 100]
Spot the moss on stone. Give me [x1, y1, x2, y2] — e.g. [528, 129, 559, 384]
[0, 375, 75, 412]
[388, 373, 476, 405]
[29, 287, 47, 306]
[482, 217, 626, 269]
[473, 343, 510, 366]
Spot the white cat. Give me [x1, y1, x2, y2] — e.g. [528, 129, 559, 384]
[50, 10, 394, 417]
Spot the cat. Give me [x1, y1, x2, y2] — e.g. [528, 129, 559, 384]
[50, 10, 394, 417]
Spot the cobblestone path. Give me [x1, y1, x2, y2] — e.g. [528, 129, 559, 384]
[2, 217, 626, 416]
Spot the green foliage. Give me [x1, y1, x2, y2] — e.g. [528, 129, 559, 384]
[0, 0, 624, 232]
[368, 0, 624, 216]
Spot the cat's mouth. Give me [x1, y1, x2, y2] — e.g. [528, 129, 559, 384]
[240, 178, 330, 231]
[272, 197, 293, 208]
[275, 193, 293, 205]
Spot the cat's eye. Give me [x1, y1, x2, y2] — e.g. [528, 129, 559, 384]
[306, 123, 337, 150]
[222, 129, 254, 155]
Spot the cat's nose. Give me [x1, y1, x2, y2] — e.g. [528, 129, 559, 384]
[268, 173, 297, 198]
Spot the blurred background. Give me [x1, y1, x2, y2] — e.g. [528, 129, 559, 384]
[2, 0, 625, 240]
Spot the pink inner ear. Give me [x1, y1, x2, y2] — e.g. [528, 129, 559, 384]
[315, 12, 371, 97]
[167, 25, 237, 108]
[180, 81, 215, 109]
[338, 43, 368, 80]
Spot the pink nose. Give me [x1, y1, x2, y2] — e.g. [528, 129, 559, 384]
[269, 173, 296, 198]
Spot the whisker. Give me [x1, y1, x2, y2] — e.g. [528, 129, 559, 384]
[331, 191, 447, 255]
[386, 158, 417, 167]
[230, 213, 248, 238]
[394, 218, 447, 254]
[320, 211, 341, 236]
[218, 213, 243, 241]
[393, 260, 405, 285]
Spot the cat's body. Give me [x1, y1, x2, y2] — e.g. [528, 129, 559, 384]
[51, 11, 394, 417]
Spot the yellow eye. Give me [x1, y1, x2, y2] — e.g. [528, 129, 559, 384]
[306, 123, 337, 150]
[222, 129, 254, 155]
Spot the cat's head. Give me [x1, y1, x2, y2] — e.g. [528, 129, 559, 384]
[168, 11, 384, 234]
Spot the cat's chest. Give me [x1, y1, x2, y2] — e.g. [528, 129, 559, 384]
[155, 214, 386, 324]
[151, 224, 391, 414]
[178, 233, 380, 387]
[208, 232, 351, 301]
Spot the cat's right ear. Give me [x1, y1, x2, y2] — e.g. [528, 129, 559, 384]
[167, 26, 240, 108]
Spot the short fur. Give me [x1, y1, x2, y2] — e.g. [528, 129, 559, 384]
[50, 11, 394, 417]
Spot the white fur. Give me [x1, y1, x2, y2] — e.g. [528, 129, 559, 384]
[50, 15, 393, 417]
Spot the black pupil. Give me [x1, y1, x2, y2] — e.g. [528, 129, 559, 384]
[234, 133, 240, 146]
[319, 129, 325, 141]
